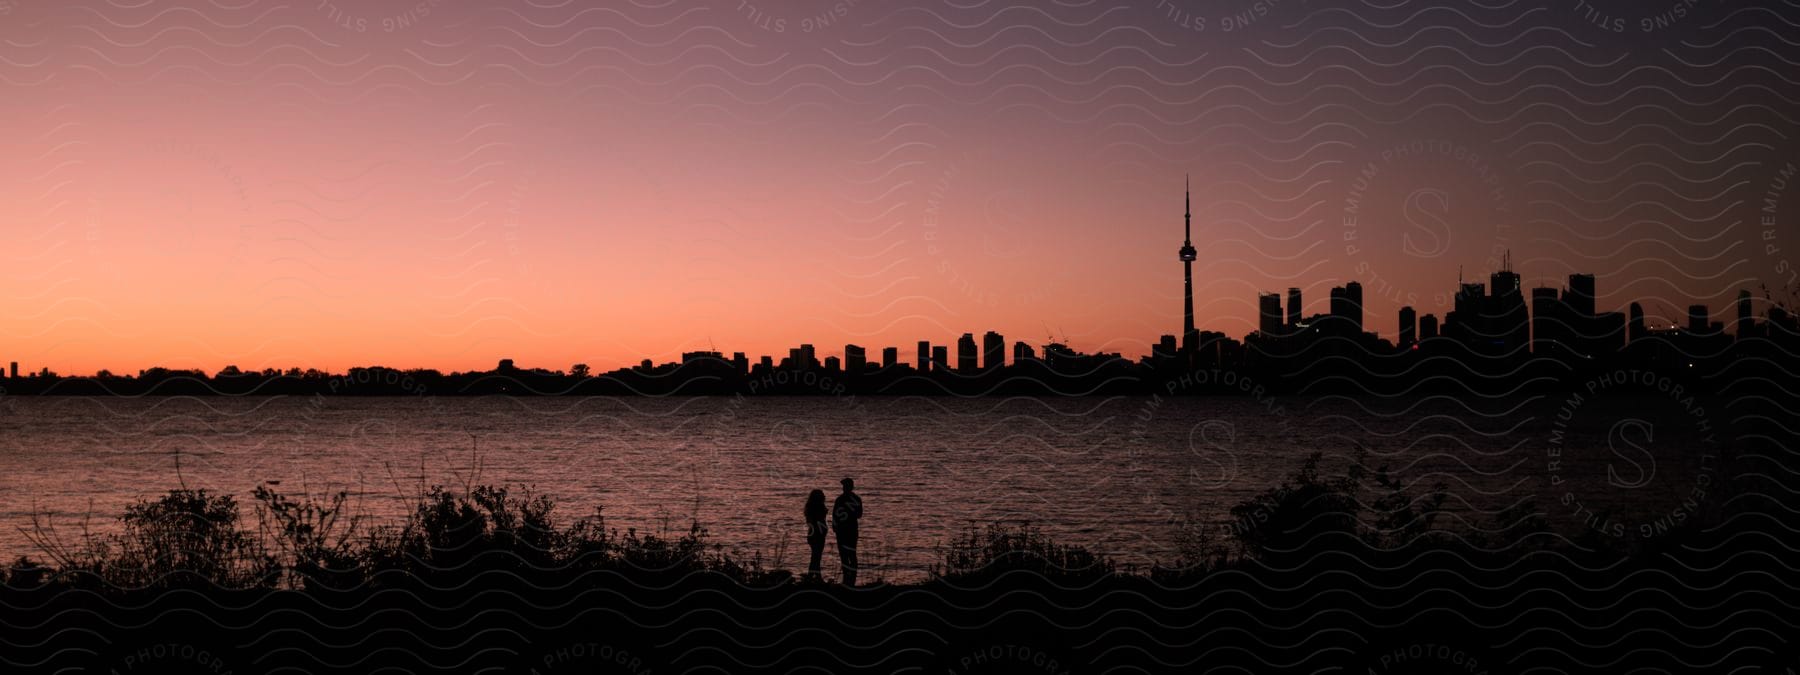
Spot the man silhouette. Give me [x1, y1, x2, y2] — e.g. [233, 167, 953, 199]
[832, 477, 863, 585]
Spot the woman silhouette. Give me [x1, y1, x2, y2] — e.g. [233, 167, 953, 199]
[804, 489, 828, 581]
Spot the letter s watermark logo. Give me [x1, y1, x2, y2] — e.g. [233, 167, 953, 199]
[1401, 188, 1453, 258]
[1605, 418, 1658, 489]
[1186, 419, 1240, 489]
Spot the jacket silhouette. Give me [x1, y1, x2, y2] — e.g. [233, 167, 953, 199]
[832, 477, 863, 585]
[804, 489, 828, 581]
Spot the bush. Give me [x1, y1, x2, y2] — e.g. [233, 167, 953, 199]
[31, 489, 278, 590]
[1228, 453, 1367, 561]
[22, 483, 782, 594]
[1225, 451, 1468, 564]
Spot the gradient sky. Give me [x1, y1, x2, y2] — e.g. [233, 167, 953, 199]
[1, 0, 1793, 374]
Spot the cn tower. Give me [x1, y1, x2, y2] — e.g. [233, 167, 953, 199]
[1179, 175, 1197, 353]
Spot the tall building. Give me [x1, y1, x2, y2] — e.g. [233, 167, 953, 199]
[787, 345, 819, 371]
[1531, 287, 1562, 355]
[931, 345, 948, 372]
[824, 356, 841, 372]
[1566, 273, 1595, 317]
[1445, 281, 1486, 347]
[1420, 313, 1439, 340]
[956, 333, 977, 373]
[917, 341, 930, 371]
[983, 331, 1005, 371]
[1258, 293, 1283, 335]
[881, 347, 898, 369]
[1440, 258, 1529, 353]
[731, 352, 748, 375]
[1287, 287, 1301, 327]
[1156, 335, 1177, 360]
[1487, 253, 1528, 352]
[1688, 304, 1709, 334]
[1329, 284, 1359, 331]
[844, 344, 866, 373]
[1489, 254, 1520, 297]
[1178, 176, 1198, 353]
[1398, 306, 1417, 347]
[1013, 341, 1036, 363]
[1629, 302, 1646, 342]
[1738, 289, 1755, 339]
[1344, 281, 1363, 332]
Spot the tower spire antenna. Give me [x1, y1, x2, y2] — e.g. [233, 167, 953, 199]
[1178, 174, 1198, 353]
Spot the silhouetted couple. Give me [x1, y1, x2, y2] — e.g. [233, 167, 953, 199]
[805, 477, 862, 585]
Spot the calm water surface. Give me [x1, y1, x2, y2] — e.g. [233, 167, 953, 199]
[0, 394, 1718, 580]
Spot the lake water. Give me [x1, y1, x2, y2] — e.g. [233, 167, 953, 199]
[0, 394, 1726, 581]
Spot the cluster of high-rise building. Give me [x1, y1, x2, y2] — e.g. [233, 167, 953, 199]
[648, 327, 1134, 382]
[1247, 263, 1788, 362]
[1254, 281, 1369, 339]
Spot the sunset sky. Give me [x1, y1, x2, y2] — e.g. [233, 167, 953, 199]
[1, 0, 1791, 374]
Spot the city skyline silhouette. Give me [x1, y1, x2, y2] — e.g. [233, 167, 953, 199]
[2, 179, 1791, 386]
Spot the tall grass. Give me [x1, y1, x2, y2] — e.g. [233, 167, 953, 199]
[10, 483, 782, 593]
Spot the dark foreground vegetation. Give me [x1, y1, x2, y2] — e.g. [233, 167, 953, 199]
[0, 452, 1606, 594]
[3, 433, 1792, 673]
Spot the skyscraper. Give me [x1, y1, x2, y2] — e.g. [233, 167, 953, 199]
[1566, 273, 1595, 317]
[1286, 287, 1301, 327]
[1488, 253, 1528, 352]
[931, 346, 948, 372]
[1420, 314, 1439, 340]
[1688, 304, 1708, 334]
[1013, 341, 1036, 363]
[789, 344, 819, 370]
[1398, 305, 1417, 347]
[1179, 176, 1198, 353]
[983, 331, 1005, 371]
[1345, 281, 1363, 332]
[881, 347, 898, 369]
[1156, 335, 1177, 360]
[1531, 287, 1562, 355]
[1629, 302, 1646, 342]
[844, 344, 866, 373]
[1329, 285, 1351, 328]
[917, 341, 930, 371]
[1489, 254, 1521, 297]
[1446, 281, 1486, 344]
[1258, 293, 1283, 336]
[957, 333, 977, 373]
[1737, 289, 1754, 339]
